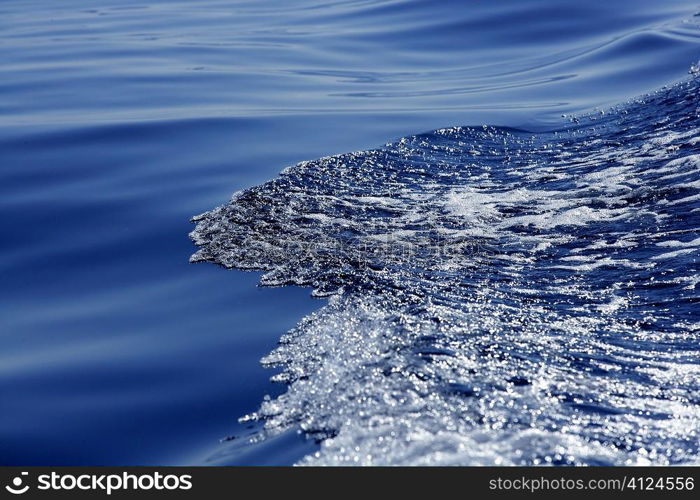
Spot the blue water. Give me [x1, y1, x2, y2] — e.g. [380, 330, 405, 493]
[1, 0, 700, 465]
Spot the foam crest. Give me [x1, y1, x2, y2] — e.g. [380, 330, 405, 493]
[191, 77, 700, 465]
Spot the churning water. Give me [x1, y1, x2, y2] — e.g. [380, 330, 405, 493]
[191, 77, 700, 465]
[2, 0, 700, 465]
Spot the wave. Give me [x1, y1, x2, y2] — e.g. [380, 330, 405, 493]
[190, 75, 700, 465]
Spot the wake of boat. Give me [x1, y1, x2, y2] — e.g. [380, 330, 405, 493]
[191, 75, 700, 465]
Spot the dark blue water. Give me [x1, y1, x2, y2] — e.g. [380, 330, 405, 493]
[2, 0, 700, 465]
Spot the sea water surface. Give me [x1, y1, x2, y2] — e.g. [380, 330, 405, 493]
[1, 0, 700, 465]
